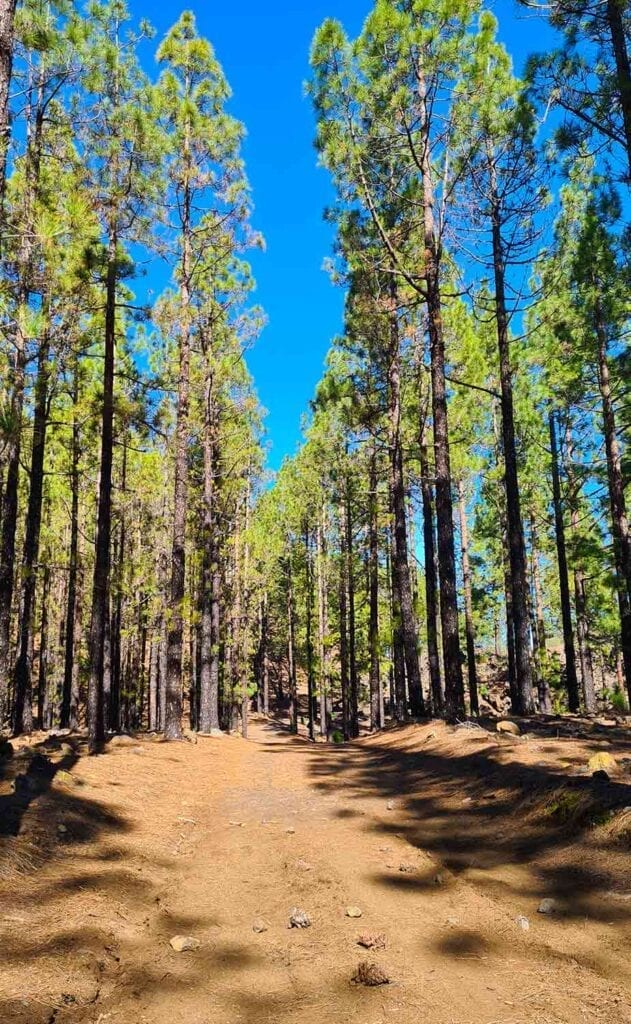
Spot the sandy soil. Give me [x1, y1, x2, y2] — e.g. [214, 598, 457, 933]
[1, 715, 630, 1024]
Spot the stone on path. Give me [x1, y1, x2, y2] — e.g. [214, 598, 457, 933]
[288, 908, 311, 929]
[345, 906, 363, 918]
[497, 720, 521, 737]
[515, 915, 530, 931]
[169, 935, 201, 952]
[252, 918, 269, 934]
[357, 933, 386, 950]
[588, 751, 617, 775]
[537, 898, 557, 916]
[352, 961, 390, 986]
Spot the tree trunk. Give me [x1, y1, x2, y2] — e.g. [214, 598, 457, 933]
[418, 91, 464, 720]
[305, 524, 316, 741]
[0, 0, 16, 217]
[87, 229, 117, 751]
[37, 563, 51, 728]
[491, 192, 534, 715]
[199, 347, 221, 734]
[344, 479, 360, 736]
[387, 282, 424, 717]
[368, 442, 382, 731]
[287, 555, 298, 735]
[13, 328, 51, 734]
[420, 432, 443, 717]
[529, 516, 552, 714]
[316, 513, 329, 736]
[388, 521, 407, 721]
[606, 0, 631, 179]
[595, 308, 631, 707]
[61, 363, 81, 729]
[457, 479, 479, 716]
[564, 429, 596, 713]
[338, 504, 351, 739]
[549, 411, 580, 712]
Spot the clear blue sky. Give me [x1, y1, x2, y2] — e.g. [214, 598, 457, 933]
[134, 0, 552, 472]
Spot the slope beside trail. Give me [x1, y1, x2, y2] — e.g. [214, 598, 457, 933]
[1, 717, 631, 1024]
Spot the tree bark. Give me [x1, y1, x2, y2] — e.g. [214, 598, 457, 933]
[61, 362, 81, 729]
[420, 432, 443, 717]
[305, 524, 316, 741]
[387, 282, 424, 717]
[287, 555, 298, 735]
[87, 229, 117, 751]
[0, 0, 16, 218]
[491, 188, 535, 715]
[13, 327, 50, 734]
[529, 516, 552, 714]
[344, 479, 360, 736]
[317, 511, 329, 736]
[457, 479, 479, 716]
[418, 108, 464, 720]
[199, 345, 221, 734]
[549, 411, 580, 712]
[338, 503, 351, 738]
[368, 442, 383, 731]
[595, 310, 631, 706]
[606, 0, 631, 179]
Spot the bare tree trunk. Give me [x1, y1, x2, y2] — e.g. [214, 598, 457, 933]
[564, 429, 596, 714]
[305, 524, 316, 741]
[388, 521, 407, 721]
[491, 188, 534, 715]
[344, 479, 360, 736]
[338, 503, 351, 738]
[199, 347, 221, 734]
[606, 0, 631, 178]
[457, 479, 478, 716]
[87, 229, 117, 751]
[13, 327, 50, 734]
[419, 146, 464, 719]
[368, 442, 382, 730]
[287, 555, 298, 734]
[529, 516, 552, 714]
[595, 309, 631, 707]
[387, 282, 423, 717]
[0, 0, 17, 219]
[61, 362, 81, 729]
[316, 513, 329, 736]
[549, 411, 580, 712]
[420, 431, 443, 716]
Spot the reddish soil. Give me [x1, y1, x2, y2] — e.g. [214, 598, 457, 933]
[1, 715, 630, 1024]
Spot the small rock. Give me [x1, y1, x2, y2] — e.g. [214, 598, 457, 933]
[285, 827, 296, 835]
[352, 961, 390, 987]
[183, 729, 198, 745]
[434, 872, 445, 886]
[346, 906, 363, 918]
[497, 720, 521, 737]
[252, 918, 269, 934]
[596, 717, 617, 728]
[537, 898, 557, 916]
[357, 933, 386, 950]
[229, 820, 245, 827]
[59, 743, 74, 757]
[288, 908, 311, 929]
[54, 770, 77, 788]
[56, 823, 68, 834]
[515, 915, 530, 931]
[386, 800, 395, 811]
[295, 859, 313, 871]
[399, 862, 416, 874]
[108, 734, 137, 747]
[588, 751, 617, 774]
[446, 916, 460, 927]
[169, 935, 201, 952]
[592, 769, 610, 782]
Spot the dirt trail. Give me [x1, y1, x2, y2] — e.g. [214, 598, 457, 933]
[1, 718, 630, 1024]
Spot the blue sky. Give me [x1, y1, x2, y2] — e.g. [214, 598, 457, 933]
[133, 0, 553, 472]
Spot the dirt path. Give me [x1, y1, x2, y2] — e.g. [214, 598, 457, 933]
[1, 719, 630, 1024]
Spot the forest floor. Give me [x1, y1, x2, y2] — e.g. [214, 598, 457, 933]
[1, 715, 631, 1024]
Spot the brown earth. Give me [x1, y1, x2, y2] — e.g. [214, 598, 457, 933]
[1, 715, 631, 1024]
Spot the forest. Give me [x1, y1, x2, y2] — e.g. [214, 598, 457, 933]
[1, 0, 631, 751]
